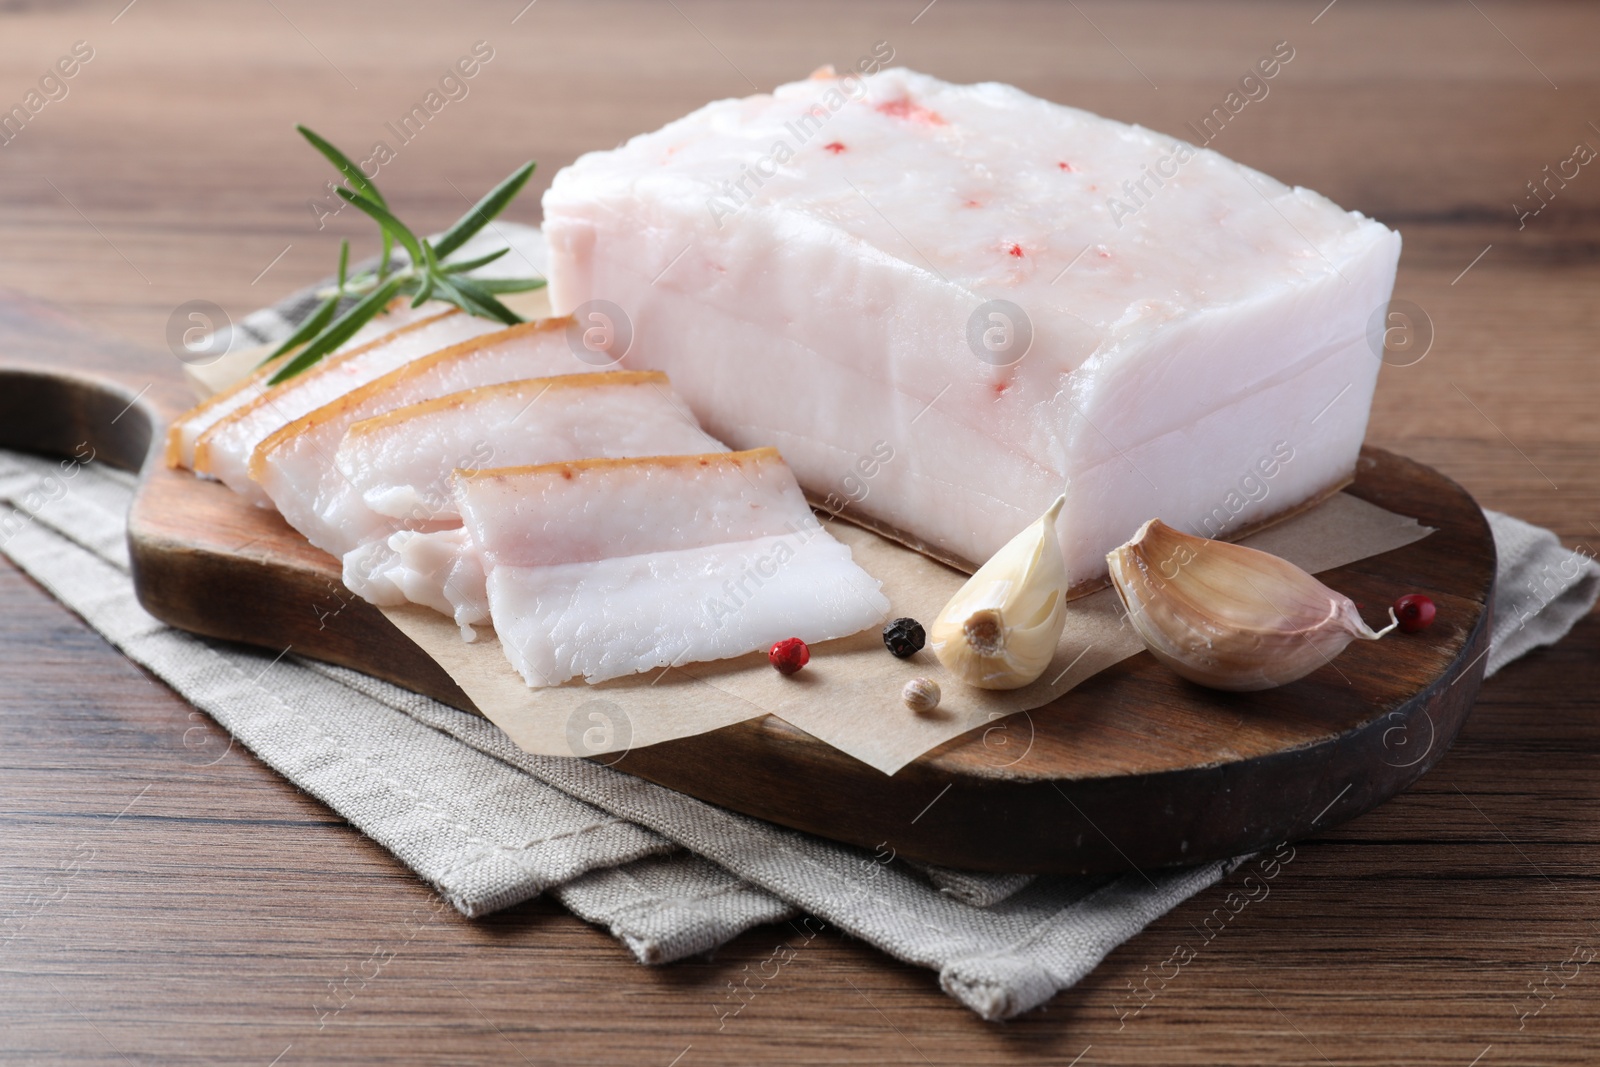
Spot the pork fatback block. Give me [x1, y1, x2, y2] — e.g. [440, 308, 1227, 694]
[542, 67, 1401, 587]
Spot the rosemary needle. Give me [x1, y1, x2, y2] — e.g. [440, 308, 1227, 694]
[263, 125, 545, 385]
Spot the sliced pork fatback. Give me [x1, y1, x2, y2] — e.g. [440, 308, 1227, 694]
[327, 371, 726, 635]
[165, 298, 454, 473]
[192, 309, 502, 506]
[455, 448, 889, 686]
[250, 319, 589, 558]
[334, 370, 721, 530]
[542, 67, 1401, 587]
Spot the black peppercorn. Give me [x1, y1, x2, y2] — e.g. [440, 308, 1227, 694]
[882, 617, 926, 658]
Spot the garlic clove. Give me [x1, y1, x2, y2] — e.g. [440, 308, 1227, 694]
[930, 495, 1068, 690]
[1106, 519, 1397, 692]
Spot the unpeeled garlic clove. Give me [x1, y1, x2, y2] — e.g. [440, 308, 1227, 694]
[930, 495, 1068, 689]
[1106, 519, 1397, 692]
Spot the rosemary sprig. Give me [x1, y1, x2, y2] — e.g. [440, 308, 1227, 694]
[264, 125, 545, 384]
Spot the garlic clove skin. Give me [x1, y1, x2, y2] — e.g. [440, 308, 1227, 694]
[931, 495, 1068, 690]
[1106, 519, 1398, 692]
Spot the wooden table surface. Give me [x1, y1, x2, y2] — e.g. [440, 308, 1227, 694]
[2, 1, 1597, 1063]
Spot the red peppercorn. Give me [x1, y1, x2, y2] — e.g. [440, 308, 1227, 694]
[769, 637, 810, 675]
[1393, 593, 1436, 633]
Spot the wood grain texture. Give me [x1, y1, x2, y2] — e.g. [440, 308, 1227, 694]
[1, 1, 1597, 1063]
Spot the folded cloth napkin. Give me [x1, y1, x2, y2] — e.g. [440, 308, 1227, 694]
[3, 406, 1595, 1018]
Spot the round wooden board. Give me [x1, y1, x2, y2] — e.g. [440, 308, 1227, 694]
[0, 293, 1496, 875]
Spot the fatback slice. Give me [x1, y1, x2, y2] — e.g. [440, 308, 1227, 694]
[330, 371, 726, 636]
[193, 309, 502, 506]
[455, 448, 889, 685]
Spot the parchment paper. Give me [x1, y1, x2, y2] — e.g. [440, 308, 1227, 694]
[384, 491, 1432, 776]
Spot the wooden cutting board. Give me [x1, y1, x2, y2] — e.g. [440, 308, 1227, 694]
[0, 290, 1496, 874]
